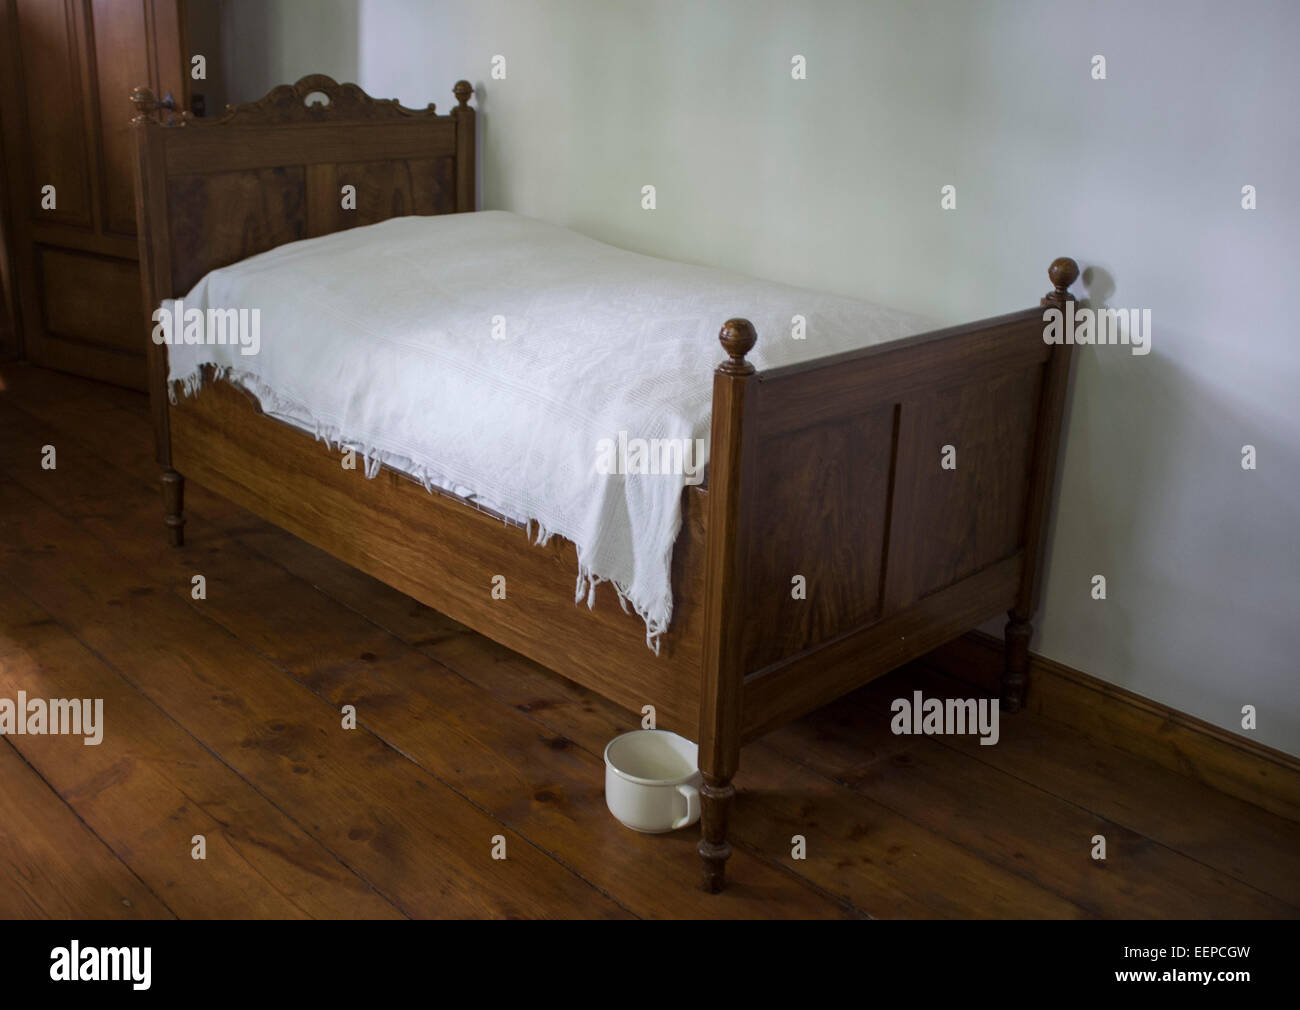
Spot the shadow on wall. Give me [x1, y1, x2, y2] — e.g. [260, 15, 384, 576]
[1081, 265, 1115, 310]
[1032, 264, 1133, 680]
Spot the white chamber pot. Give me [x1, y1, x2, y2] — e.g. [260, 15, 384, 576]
[603, 729, 702, 833]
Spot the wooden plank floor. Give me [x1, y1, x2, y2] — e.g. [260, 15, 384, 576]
[1, 362, 1297, 919]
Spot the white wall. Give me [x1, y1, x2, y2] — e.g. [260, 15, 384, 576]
[197, 0, 1300, 756]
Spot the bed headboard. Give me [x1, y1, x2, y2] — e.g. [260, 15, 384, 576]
[130, 74, 475, 465]
[131, 74, 475, 298]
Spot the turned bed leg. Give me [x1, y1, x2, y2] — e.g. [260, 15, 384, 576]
[699, 776, 736, 893]
[1001, 611, 1032, 712]
[162, 467, 185, 547]
[696, 319, 757, 893]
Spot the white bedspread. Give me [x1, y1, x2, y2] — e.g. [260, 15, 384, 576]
[164, 211, 931, 648]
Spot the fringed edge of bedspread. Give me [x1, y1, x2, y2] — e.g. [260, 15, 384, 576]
[169, 366, 672, 653]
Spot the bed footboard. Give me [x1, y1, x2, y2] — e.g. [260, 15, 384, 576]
[697, 258, 1078, 890]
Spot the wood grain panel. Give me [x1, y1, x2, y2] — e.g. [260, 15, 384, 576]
[38, 245, 144, 352]
[741, 403, 896, 671]
[306, 157, 456, 236]
[166, 167, 306, 293]
[907, 365, 1042, 599]
[91, 0, 151, 236]
[757, 310, 1048, 436]
[15, 0, 93, 228]
[163, 123, 457, 175]
[742, 555, 1022, 741]
[30, 220, 138, 259]
[24, 331, 146, 388]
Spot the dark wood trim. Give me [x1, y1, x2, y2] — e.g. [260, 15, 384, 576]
[755, 321, 1049, 438]
[160, 465, 184, 546]
[451, 80, 475, 211]
[0, 83, 18, 360]
[1001, 257, 1078, 710]
[29, 221, 139, 260]
[879, 395, 928, 613]
[130, 101, 174, 466]
[0, 0, 32, 363]
[925, 630, 1300, 824]
[758, 306, 1045, 381]
[163, 126, 457, 175]
[19, 331, 145, 389]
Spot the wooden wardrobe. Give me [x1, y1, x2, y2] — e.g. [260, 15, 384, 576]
[0, 0, 188, 389]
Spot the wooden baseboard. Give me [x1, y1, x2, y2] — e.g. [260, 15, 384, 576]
[922, 631, 1300, 824]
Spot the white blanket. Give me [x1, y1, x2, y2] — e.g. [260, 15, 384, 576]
[164, 211, 930, 649]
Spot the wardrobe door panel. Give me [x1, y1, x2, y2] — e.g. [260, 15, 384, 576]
[92, 0, 152, 237]
[1, 0, 186, 389]
[16, 0, 94, 230]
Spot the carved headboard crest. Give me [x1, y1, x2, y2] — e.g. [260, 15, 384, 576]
[130, 74, 474, 127]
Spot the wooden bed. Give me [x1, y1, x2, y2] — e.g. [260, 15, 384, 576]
[130, 75, 1077, 893]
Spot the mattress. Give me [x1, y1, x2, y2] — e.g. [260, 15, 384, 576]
[162, 210, 931, 648]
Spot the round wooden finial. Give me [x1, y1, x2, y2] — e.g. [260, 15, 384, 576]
[1048, 257, 1079, 293]
[453, 80, 473, 107]
[718, 318, 757, 374]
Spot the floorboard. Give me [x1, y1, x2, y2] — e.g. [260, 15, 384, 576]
[0, 739, 174, 919]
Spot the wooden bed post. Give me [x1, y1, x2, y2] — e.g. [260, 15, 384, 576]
[130, 86, 186, 547]
[451, 80, 475, 212]
[1002, 256, 1079, 710]
[698, 318, 756, 892]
